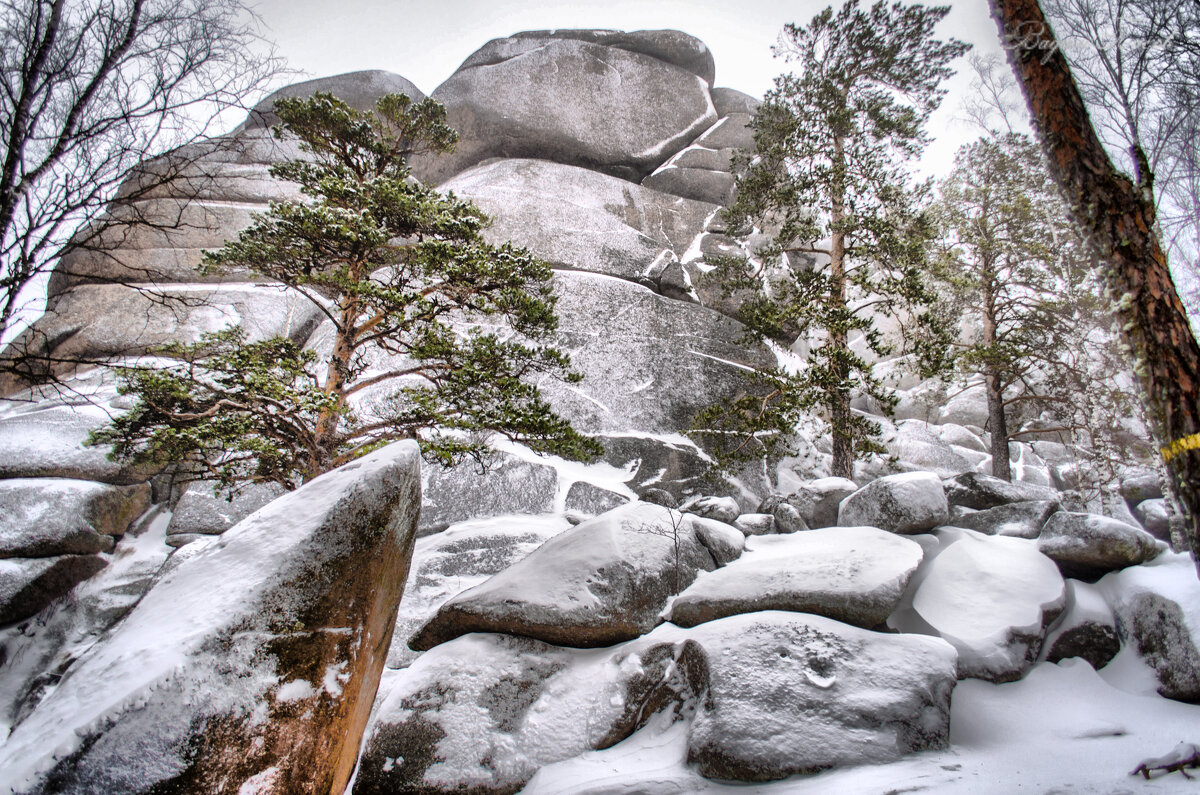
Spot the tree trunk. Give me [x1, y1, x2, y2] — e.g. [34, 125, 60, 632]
[829, 132, 852, 480]
[990, 0, 1200, 571]
[986, 370, 1011, 480]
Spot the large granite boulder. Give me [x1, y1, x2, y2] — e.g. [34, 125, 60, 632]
[837, 471, 950, 534]
[682, 612, 958, 781]
[943, 471, 1060, 510]
[949, 499, 1060, 539]
[1098, 553, 1200, 701]
[1132, 497, 1172, 541]
[1037, 512, 1162, 579]
[0, 442, 422, 795]
[666, 526, 924, 629]
[409, 502, 724, 650]
[413, 31, 717, 184]
[165, 480, 286, 543]
[0, 479, 150, 557]
[784, 476, 858, 529]
[441, 158, 715, 282]
[895, 528, 1066, 682]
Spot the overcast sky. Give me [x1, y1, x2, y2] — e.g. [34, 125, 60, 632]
[248, 0, 1016, 176]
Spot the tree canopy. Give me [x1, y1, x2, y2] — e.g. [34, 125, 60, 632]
[94, 92, 601, 489]
[692, 0, 968, 478]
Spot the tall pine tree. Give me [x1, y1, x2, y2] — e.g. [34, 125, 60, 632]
[95, 93, 600, 489]
[694, 1, 968, 478]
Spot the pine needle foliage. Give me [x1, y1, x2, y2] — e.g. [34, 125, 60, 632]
[94, 92, 601, 489]
[692, 1, 968, 477]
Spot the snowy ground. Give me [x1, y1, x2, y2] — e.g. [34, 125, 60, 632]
[524, 651, 1200, 794]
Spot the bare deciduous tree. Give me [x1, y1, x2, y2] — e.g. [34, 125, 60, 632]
[0, 0, 280, 355]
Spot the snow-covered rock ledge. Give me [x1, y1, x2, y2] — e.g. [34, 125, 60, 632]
[0, 442, 422, 795]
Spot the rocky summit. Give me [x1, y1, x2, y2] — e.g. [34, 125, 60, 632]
[1, 27, 1199, 795]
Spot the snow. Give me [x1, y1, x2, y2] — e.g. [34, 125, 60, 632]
[1098, 551, 1200, 645]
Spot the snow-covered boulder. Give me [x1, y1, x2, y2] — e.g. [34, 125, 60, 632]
[685, 515, 745, 565]
[0, 400, 156, 484]
[0, 442, 422, 795]
[0, 479, 149, 557]
[943, 471, 1059, 510]
[413, 31, 717, 184]
[441, 158, 715, 282]
[1119, 469, 1163, 504]
[419, 451, 558, 535]
[683, 612, 958, 781]
[1132, 497, 1171, 541]
[1042, 580, 1119, 669]
[786, 476, 858, 529]
[889, 419, 975, 478]
[734, 513, 775, 536]
[165, 480, 284, 540]
[0, 555, 109, 624]
[679, 494, 739, 524]
[666, 527, 924, 629]
[1037, 512, 1162, 579]
[409, 502, 722, 651]
[937, 384, 990, 427]
[360, 632, 705, 794]
[386, 516, 572, 670]
[948, 499, 1060, 539]
[1098, 553, 1200, 701]
[837, 471, 949, 534]
[895, 529, 1066, 682]
[642, 160, 735, 204]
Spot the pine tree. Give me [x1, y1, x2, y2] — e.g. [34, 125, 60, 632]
[94, 92, 601, 489]
[693, 0, 968, 478]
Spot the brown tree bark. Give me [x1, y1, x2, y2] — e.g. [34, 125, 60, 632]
[989, 0, 1200, 570]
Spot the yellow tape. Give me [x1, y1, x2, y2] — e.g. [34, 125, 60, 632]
[1161, 433, 1200, 462]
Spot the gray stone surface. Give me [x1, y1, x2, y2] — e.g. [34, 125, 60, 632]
[4, 283, 323, 386]
[838, 472, 949, 534]
[1038, 512, 1162, 579]
[733, 513, 775, 536]
[686, 514, 745, 566]
[0, 555, 109, 624]
[684, 612, 958, 781]
[1120, 469, 1163, 504]
[409, 502, 719, 650]
[948, 499, 1060, 539]
[944, 471, 1060, 510]
[420, 452, 558, 535]
[680, 494, 740, 524]
[563, 481, 629, 516]
[0, 400, 157, 484]
[786, 477, 858, 529]
[165, 480, 286, 537]
[710, 88, 759, 117]
[441, 158, 715, 282]
[667, 527, 923, 630]
[413, 35, 717, 184]
[642, 165, 735, 204]
[0, 442, 422, 795]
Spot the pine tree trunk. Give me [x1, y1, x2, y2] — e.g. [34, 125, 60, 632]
[990, 0, 1200, 571]
[829, 131, 853, 480]
[986, 371, 1011, 481]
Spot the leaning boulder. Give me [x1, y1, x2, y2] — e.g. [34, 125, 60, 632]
[666, 526, 923, 629]
[1037, 512, 1162, 579]
[0, 442, 422, 795]
[898, 528, 1066, 682]
[837, 471, 949, 534]
[683, 612, 958, 781]
[409, 502, 720, 650]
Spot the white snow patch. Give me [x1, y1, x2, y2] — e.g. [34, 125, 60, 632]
[237, 766, 279, 795]
[274, 679, 316, 703]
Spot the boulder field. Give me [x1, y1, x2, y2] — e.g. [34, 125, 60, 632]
[0, 26, 1197, 794]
